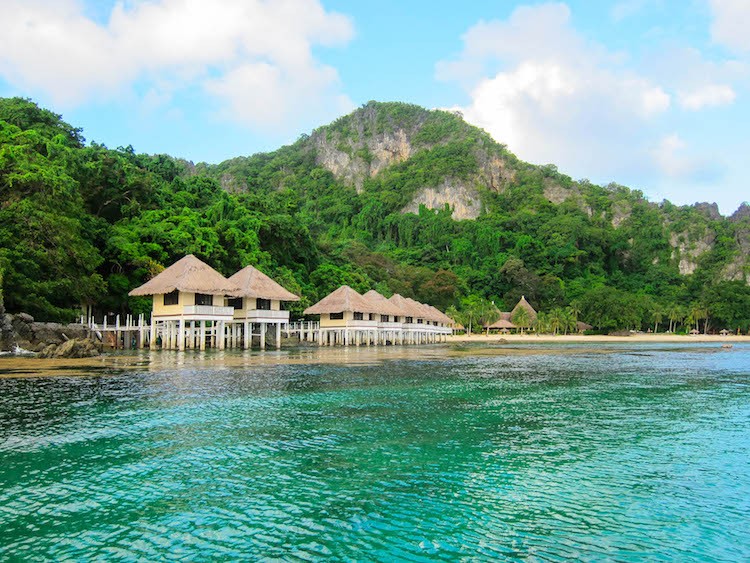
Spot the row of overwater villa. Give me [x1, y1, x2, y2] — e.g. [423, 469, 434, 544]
[127, 255, 454, 350]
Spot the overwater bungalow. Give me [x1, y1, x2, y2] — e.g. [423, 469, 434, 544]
[304, 287, 453, 346]
[226, 265, 300, 349]
[303, 286, 383, 346]
[363, 290, 405, 344]
[129, 255, 300, 350]
[129, 254, 240, 350]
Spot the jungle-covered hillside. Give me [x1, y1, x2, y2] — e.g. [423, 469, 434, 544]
[1, 97, 748, 332]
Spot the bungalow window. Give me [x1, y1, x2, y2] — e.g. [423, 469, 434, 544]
[227, 297, 243, 310]
[256, 298, 271, 310]
[369, 313, 375, 321]
[163, 290, 179, 306]
[353, 312, 364, 321]
[195, 293, 213, 306]
[330, 312, 344, 320]
[405, 316, 413, 324]
[417, 318, 424, 324]
[380, 315, 390, 322]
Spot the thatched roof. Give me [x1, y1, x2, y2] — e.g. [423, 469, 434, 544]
[362, 290, 404, 317]
[129, 254, 240, 297]
[577, 321, 593, 331]
[228, 265, 299, 301]
[425, 304, 453, 324]
[488, 318, 516, 329]
[304, 285, 381, 315]
[405, 298, 442, 322]
[511, 295, 537, 321]
[388, 294, 420, 318]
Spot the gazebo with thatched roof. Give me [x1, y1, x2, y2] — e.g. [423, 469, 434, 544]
[226, 265, 300, 349]
[129, 254, 241, 351]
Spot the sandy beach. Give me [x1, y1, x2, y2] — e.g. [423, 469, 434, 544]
[448, 333, 750, 343]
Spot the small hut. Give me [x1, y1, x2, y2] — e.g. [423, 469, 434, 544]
[576, 321, 593, 333]
[719, 328, 730, 336]
[226, 265, 300, 349]
[129, 254, 240, 350]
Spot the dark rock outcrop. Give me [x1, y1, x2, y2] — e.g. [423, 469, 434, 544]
[0, 312, 97, 355]
[38, 338, 102, 358]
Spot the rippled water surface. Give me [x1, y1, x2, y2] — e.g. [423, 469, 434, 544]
[1, 343, 750, 561]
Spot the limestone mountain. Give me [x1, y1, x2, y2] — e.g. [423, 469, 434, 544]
[204, 101, 749, 286]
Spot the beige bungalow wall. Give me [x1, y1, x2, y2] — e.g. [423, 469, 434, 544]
[152, 292, 226, 316]
[231, 298, 282, 319]
[320, 311, 408, 327]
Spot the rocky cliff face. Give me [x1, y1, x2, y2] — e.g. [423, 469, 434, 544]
[404, 179, 482, 220]
[312, 128, 413, 193]
[309, 103, 514, 219]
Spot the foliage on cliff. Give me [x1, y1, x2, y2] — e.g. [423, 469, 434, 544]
[0, 97, 748, 332]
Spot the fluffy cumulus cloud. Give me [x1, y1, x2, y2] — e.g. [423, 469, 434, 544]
[436, 3, 673, 181]
[0, 0, 354, 128]
[435, 2, 748, 198]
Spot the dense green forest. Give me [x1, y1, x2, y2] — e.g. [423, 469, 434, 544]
[1, 97, 748, 333]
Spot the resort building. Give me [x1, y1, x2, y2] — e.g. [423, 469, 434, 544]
[226, 265, 300, 349]
[303, 285, 383, 346]
[129, 254, 240, 350]
[303, 286, 453, 346]
[129, 255, 300, 350]
[126, 255, 454, 350]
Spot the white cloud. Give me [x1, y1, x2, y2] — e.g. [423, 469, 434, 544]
[437, 3, 671, 179]
[710, 0, 750, 53]
[0, 0, 354, 129]
[678, 83, 736, 110]
[651, 133, 721, 183]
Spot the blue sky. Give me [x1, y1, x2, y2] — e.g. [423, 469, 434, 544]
[1, 0, 748, 214]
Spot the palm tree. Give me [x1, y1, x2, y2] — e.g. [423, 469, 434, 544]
[667, 304, 682, 333]
[548, 308, 564, 335]
[481, 302, 501, 336]
[446, 305, 465, 334]
[651, 308, 664, 333]
[560, 309, 576, 335]
[533, 312, 550, 334]
[511, 307, 531, 335]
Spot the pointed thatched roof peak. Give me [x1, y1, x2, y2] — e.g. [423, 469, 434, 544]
[129, 254, 240, 297]
[511, 295, 537, 320]
[362, 290, 403, 317]
[228, 265, 299, 301]
[304, 285, 381, 315]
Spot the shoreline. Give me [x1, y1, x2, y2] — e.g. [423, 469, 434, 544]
[0, 335, 745, 378]
[447, 333, 749, 343]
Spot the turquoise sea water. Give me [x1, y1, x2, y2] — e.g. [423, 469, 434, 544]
[1, 343, 749, 561]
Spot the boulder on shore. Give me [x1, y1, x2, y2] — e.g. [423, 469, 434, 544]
[39, 338, 102, 358]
